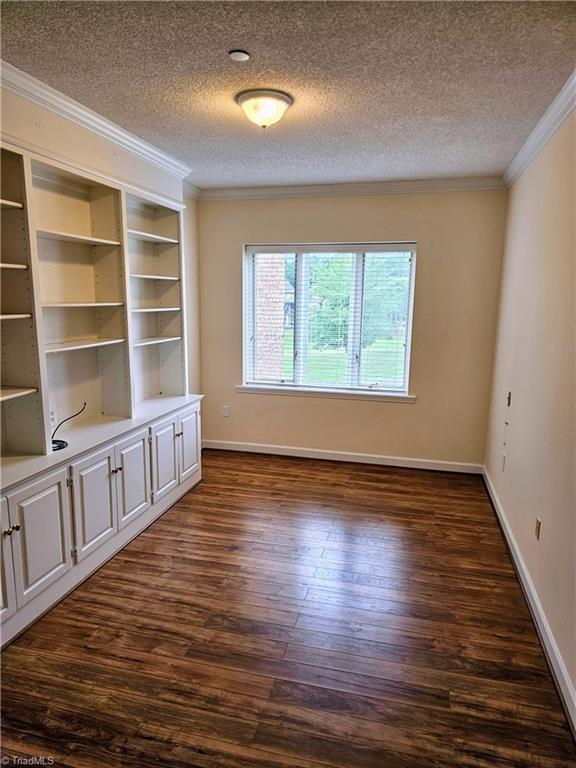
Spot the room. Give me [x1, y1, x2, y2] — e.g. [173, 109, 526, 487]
[0, 0, 575, 765]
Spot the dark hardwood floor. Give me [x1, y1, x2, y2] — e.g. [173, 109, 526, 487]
[2, 450, 575, 767]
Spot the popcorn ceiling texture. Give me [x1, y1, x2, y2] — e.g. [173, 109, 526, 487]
[1, 1, 575, 188]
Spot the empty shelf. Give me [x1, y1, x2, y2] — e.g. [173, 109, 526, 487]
[0, 263, 28, 270]
[0, 387, 37, 403]
[0, 313, 32, 320]
[45, 337, 126, 353]
[1, 199, 23, 210]
[37, 229, 121, 246]
[133, 335, 182, 348]
[127, 229, 179, 244]
[131, 273, 179, 281]
[43, 302, 124, 308]
[131, 306, 181, 313]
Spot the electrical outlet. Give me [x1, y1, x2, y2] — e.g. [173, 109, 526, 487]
[535, 517, 541, 540]
[222, 405, 230, 417]
[49, 407, 58, 428]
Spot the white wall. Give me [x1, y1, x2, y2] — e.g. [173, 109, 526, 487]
[198, 189, 507, 465]
[485, 113, 576, 719]
[1, 90, 182, 200]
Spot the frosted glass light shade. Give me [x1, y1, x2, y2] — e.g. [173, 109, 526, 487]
[235, 89, 293, 128]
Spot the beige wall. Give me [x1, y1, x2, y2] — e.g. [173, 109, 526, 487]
[485, 115, 576, 690]
[183, 195, 201, 392]
[198, 190, 507, 464]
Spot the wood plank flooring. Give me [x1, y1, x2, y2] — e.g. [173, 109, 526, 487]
[2, 450, 575, 767]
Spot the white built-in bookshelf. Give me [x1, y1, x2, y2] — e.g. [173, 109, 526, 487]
[0, 146, 188, 458]
[0, 149, 46, 455]
[125, 193, 186, 406]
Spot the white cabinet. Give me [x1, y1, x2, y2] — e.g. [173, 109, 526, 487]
[150, 414, 179, 502]
[177, 407, 200, 483]
[115, 429, 151, 529]
[71, 447, 118, 561]
[0, 399, 201, 644]
[6, 468, 72, 607]
[72, 429, 151, 553]
[0, 497, 17, 622]
[151, 406, 201, 500]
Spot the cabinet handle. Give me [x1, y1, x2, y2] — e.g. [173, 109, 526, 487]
[2, 527, 14, 536]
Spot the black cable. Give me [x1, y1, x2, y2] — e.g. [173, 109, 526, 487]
[51, 402, 87, 450]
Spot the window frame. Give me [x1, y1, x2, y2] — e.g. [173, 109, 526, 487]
[241, 242, 417, 400]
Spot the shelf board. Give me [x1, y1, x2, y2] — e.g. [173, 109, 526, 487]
[0, 313, 32, 320]
[131, 306, 181, 313]
[37, 229, 121, 246]
[132, 335, 182, 348]
[127, 229, 179, 245]
[0, 387, 38, 403]
[1, 199, 23, 210]
[0, 262, 28, 270]
[45, 337, 126, 354]
[131, 273, 179, 281]
[42, 302, 124, 308]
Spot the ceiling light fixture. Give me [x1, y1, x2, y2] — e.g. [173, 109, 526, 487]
[229, 49, 250, 62]
[235, 89, 293, 128]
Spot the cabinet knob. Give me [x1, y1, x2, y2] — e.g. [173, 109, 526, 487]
[117, 466, 123, 472]
[12, 523, 22, 532]
[2, 527, 14, 536]
[111, 468, 118, 474]
[175, 432, 183, 438]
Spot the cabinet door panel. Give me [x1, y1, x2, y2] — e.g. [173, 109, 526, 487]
[0, 497, 17, 622]
[151, 416, 178, 502]
[115, 429, 151, 529]
[71, 447, 118, 561]
[178, 408, 200, 483]
[7, 469, 72, 607]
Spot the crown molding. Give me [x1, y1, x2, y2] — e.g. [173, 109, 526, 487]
[505, 69, 576, 187]
[198, 175, 506, 201]
[1, 61, 192, 180]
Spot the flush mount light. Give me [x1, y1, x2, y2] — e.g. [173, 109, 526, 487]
[229, 49, 250, 62]
[235, 89, 293, 128]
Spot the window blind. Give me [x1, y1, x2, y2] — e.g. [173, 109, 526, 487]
[243, 243, 416, 394]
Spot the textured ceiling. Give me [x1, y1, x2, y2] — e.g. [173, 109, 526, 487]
[2, 1, 575, 188]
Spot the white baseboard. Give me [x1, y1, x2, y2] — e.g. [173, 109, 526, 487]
[483, 469, 576, 734]
[202, 439, 482, 474]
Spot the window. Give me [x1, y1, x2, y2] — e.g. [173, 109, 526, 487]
[243, 243, 416, 396]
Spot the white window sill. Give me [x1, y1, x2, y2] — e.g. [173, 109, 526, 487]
[235, 384, 416, 403]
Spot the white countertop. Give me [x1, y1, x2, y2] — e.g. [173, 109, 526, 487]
[1, 394, 203, 491]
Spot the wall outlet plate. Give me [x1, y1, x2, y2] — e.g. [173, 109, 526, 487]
[222, 405, 230, 417]
[49, 407, 58, 427]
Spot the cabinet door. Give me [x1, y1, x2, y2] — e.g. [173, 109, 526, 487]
[0, 497, 17, 622]
[71, 446, 118, 561]
[7, 468, 72, 607]
[150, 415, 178, 502]
[115, 429, 151, 529]
[178, 407, 200, 483]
